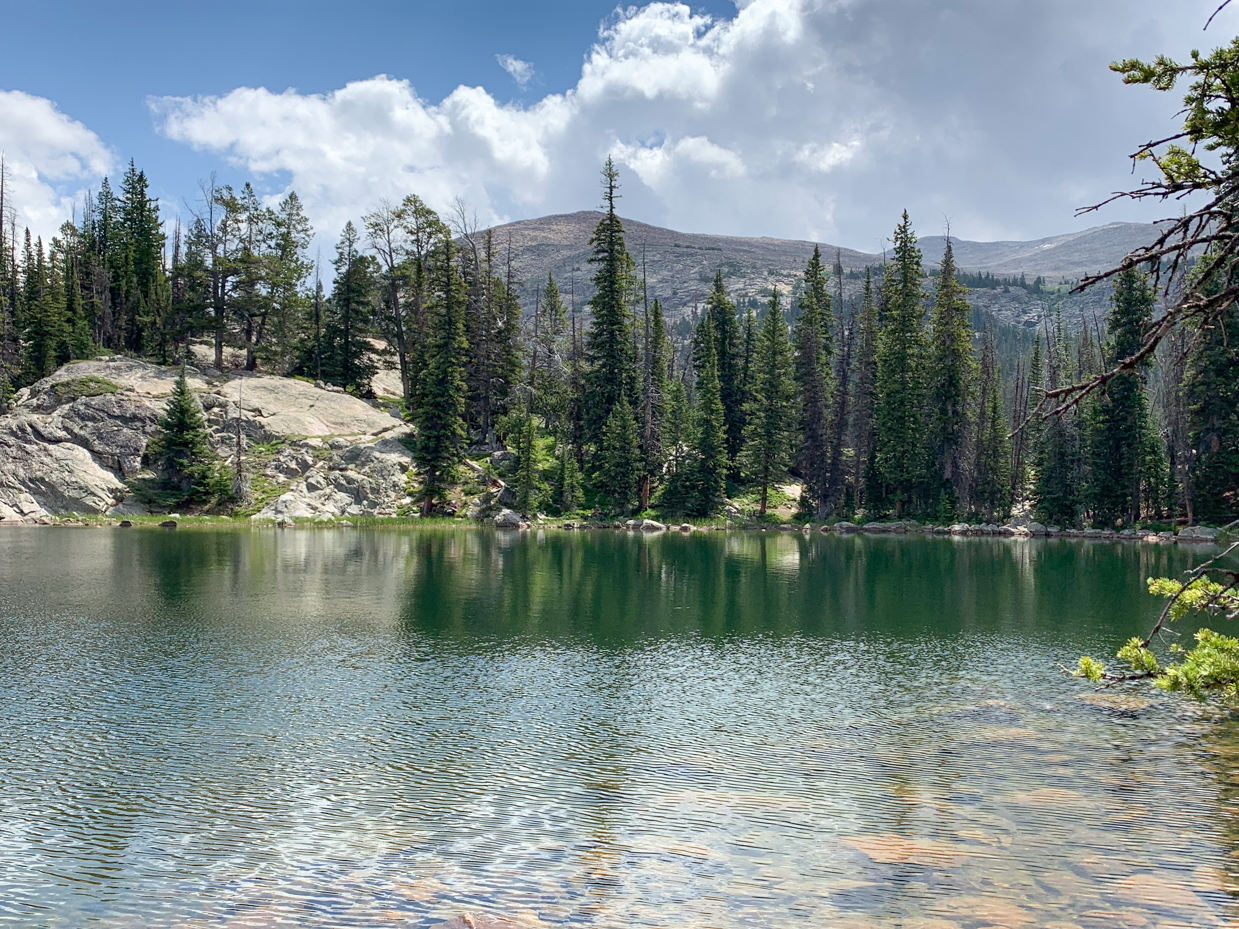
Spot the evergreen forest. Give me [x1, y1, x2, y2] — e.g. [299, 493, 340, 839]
[0, 156, 1235, 527]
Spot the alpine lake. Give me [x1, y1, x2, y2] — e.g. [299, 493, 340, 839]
[1, 526, 1237, 929]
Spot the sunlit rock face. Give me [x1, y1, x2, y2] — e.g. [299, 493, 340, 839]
[0, 357, 407, 522]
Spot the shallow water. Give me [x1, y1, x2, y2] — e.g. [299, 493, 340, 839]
[0, 528, 1236, 928]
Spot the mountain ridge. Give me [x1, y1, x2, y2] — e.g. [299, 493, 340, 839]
[486, 210, 1158, 331]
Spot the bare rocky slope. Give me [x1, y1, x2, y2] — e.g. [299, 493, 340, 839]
[0, 358, 421, 523]
[492, 212, 1160, 331]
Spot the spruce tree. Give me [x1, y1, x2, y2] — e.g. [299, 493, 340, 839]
[20, 238, 66, 383]
[662, 377, 692, 480]
[1082, 267, 1155, 526]
[1017, 335, 1045, 500]
[851, 270, 879, 510]
[533, 271, 571, 436]
[582, 159, 638, 456]
[597, 395, 641, 512]
[793, 246, 833, 515]
[415, 235, 469, 514]
[1032, 315, 1082, 527]
[117, 161, 166, 355]
[971, 330, 1010, 520]
[699, 271, 744, 473]
[299, 222, 377, 393]
[872, 212, 928, 516]
[462, 229, 521, 443]
[739, 305, 757, 408]
[742, 289, 797, 515]
[925, 239, 976, 517]
[550, 439, 583, 514]
[687, 320, 728, 514]
[144, 367, 230, 503]
[1185, 298, 1239, 523]
[638, 297, 670, 510]
[513, 409, 543, 515]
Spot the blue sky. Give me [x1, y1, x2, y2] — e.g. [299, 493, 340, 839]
[0, 0, 724, 212]
[0, 0, 1235, 250]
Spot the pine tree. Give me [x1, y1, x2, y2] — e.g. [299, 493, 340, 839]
[925, 239, 976, 517]
[794, 246, 833, 515]
[597, 395, 641, 512]
[1032, 314, 1082, 527]
[1082, 267, 1155, 526]
[1185, 297, 1239, 523]
[742, 289, 798, 515]
[739, 305, 757, 408]
[462, 229, 521, 443]
[583, 159, 638, 457]
[533, 271, 571, 436]
[662, 377, 692, 480]
[699, 271, 744, 473]
[264, 192, 314, 373]
[301, 222, 377, 394]
[851, 269, 879, 510]
[972, 330, 1010, 520]
[872, 212, 928, 516]
[638, 297, 670, 510]
[20, 237, 66, 382]
[687, 319, 728, 514]
[144, 366, 230, 503]
[415, 234, 469, 514]
[1015, 334, 1044, 500]
[550, 439, 583, 514]
[513, 409, 544, 515]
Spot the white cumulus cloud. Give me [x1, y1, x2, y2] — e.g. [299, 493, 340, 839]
[152, 0, 1229, 248]
[0, 91, 113, 241]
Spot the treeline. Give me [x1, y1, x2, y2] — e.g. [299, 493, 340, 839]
[938, 269, 1050, 294]
[0, 159, 1235, 524]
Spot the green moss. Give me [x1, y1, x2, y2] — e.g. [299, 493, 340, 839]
[47, 376, 121, 404]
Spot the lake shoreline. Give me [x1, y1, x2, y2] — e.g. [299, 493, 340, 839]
[0, 512, 1229, 545]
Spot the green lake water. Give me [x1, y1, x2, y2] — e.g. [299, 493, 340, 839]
[0, 528, 1236, 928]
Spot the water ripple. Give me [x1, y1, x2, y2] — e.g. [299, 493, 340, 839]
[0, 528, 1235, 928]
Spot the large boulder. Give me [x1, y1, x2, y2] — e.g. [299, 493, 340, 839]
[1178, 525, 1219, 541]
[494, 508, 523, 529]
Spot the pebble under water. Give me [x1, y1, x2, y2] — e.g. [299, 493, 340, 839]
[0, 527, 1236, 928]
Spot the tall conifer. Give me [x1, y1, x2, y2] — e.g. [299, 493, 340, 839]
[1082, 267, 1155, 526]
[873, 212, 928, 516]
[582, 159, 638, 457]
[851, 270, 879, 509]
[1185, 298, 1239, 522]
[925, 239, 976, 516]
[415, 235, 469, 514]
[794, 246, 833, 515]
[742, 290, 797, 515]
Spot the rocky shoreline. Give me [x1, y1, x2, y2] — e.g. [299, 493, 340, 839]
[0, 358, 1231, 544]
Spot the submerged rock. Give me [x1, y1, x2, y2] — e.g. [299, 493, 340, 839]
[842, 834, 971, 868]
